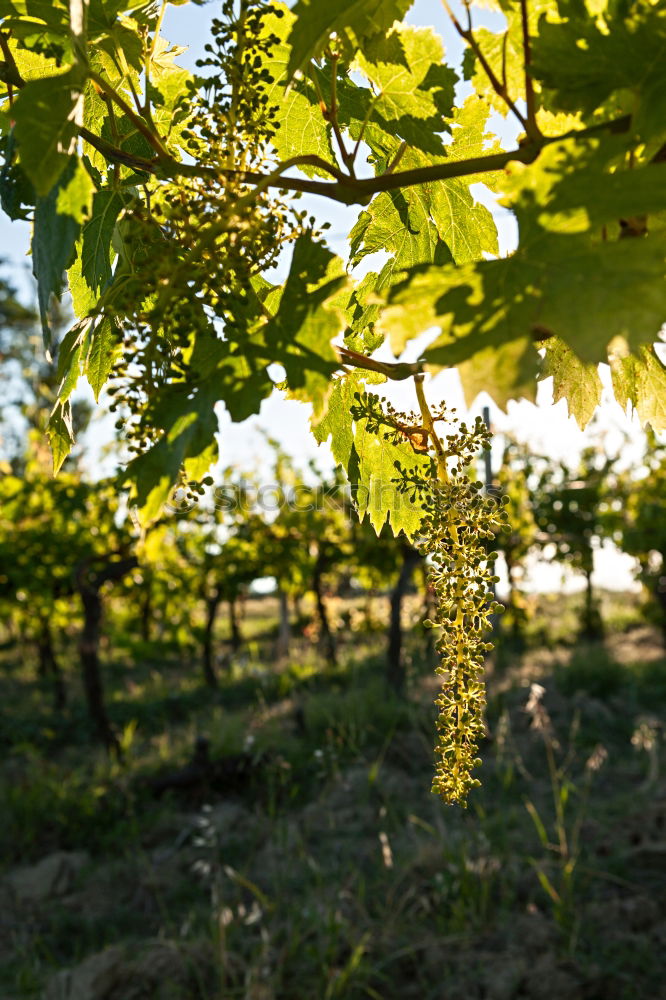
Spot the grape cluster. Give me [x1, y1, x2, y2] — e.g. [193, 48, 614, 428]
[415, 419, 506, 804]
[106, 1, 305, 463]
[353, 390, 507, 805]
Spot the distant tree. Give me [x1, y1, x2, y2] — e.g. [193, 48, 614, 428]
[264, 459, 352, 667]
[533, 446, 615, 640]
[350, 516, 420, 693]
[617, 435, 666, 644]
[0, 459, 137, 750]
[495, 441, 538, 648]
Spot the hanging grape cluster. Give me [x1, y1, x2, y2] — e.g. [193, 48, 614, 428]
[353, 388, 507, 805]
[107, 0, 307, 464]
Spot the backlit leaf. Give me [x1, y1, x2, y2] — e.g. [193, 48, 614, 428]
[12, 67, 86, 195]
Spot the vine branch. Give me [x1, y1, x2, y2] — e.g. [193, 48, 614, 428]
[519, 0, 541, 140]
[1, 41, 635, 211]
[337, 345, 423, 381]
[0, 31, 23, 88]
[88, 69, 170, 159]
[327, 51, 354, 174]
[441, 0, 529, 132]
[77, 112, 632, 207]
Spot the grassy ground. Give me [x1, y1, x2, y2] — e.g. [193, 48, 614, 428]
[1, 591, 665, 999]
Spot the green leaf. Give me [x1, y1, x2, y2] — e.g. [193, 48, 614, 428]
[610, 346, 666, 432]
[264, 233, 349, 414]
[312, 371, 360, 467]
[286, 0, 414, 80]
[341, 272, 385, 353]
[441, 94, 503, 186]
[12, 66, 86, 195]
[532, 2, 666, 140]
[55, 157, 95, 222]
[353, 24, 456, 155]
[262, 5, 337, 178]
[66, 187, 123, 320]
[67, 249, 97, 318]
[99, 110, 154, 164]
[350, 186, 451, 279]
[88, 0, 126, 33]
[32, 157, 81, 343]
[349, 128, 498, 344]
[213, 345, 274, 423]
[503, 138, 666, 235]
[387, 223, 666, 371]
[457, 337, 538, 410]
[464, 6, 531, 117]
[95, 22, 144, 76]
[539, 336, 602, 429]
[0, 0, 69, 29]
[55, 323, 88, 403]
[351, 392, 430, 539]
[86, 316, 121, 401]
[126, 381, 220, 524]
[81, 189, 123, 296]
[46, 399, 75, 474]
[0, 129, 35, 221]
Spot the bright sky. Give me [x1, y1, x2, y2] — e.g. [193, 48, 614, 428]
[0, 0, 652, 594]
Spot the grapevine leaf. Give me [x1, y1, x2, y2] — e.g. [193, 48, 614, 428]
[352, 397, 430, 539]
[441, 95, 503, 187]
[88, 0, 129, 33]
[67, 249, 97, 318]
[457, 337, 538, 410]
[146, 49, 193, 153]
[100, 111, 154, 164]
[349, 186, 451, 276]
[0, 0, 69, 28]
[12, 66, 86, 195]
[341, 272, 385, 353]
[86, 316, 122, 401]
[46, 399, 75, 474]
[183, 440, 218, 483]
[353, 24, 456, 155]
[55, 157, 95, 223]
[181, 298, 272, 424]
[286, 0, 414, 79]
[264, 233, 348, 414]
[312, 372, 360, 468]
[32, 157, 81, 344]
[126, 382, 220, 524]
[0, 128, 36, 221]
[263, 5, 337, 178]
[610, 347, 666, 432]
[532, 2, 666, 140]
[386, 220, 666, 378]
[80, 189, 123, 297]
[349, 144, 497, 335]
[55, 323, 88, 404]
[504, 138, 666, 235]
[95, 23, 144, 76]
[539, 336, 602, 428]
